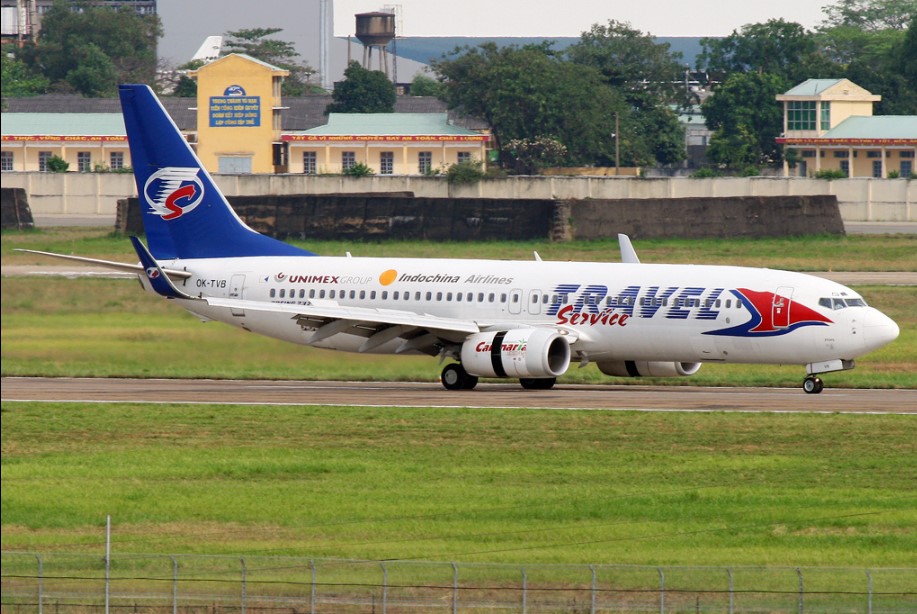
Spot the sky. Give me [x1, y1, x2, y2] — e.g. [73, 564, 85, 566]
[157, 0, 832, 66]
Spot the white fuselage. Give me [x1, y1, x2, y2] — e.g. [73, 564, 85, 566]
[146, 256, 898, 368]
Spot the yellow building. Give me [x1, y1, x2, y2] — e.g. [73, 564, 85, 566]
[777, 79, 917, 178]
[284, 113, 489, 175]
[0, 113, 130, 172]
[188, 53, 289, 174]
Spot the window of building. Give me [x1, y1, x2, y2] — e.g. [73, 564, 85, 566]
[418, 151, 432, 174]
[77, 152, 92, 172]
[303, 151, 317, 175]
[840, 160, 850, 177]
[900, 151, 915, 158]
[380, 151, 394, 175]
[342, 151, 356, 171]
[801, 150, 816, 158]
[38, 151, 52, 172]
[867, 151, 883, 158]
[787, 101, 816, 131]
[872, 160, 883, 178]
[902, 161, 913, 177]
[110, 151, 124, 170]
[457, 152, 472, 164]
[833, 151, 849, 158]
[1, 151, 13, 172]
[820, 102, 831, 131]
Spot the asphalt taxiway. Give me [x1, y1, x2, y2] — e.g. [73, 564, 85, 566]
[2, 377, 914, 414]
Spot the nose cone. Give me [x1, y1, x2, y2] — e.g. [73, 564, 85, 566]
[862, 308, 900, 353]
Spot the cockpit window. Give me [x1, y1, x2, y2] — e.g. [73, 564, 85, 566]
[819, 297, 868, 310]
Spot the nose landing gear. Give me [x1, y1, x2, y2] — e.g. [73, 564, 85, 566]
[803, 375, 824, 394]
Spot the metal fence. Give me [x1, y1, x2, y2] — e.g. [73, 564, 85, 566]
[2, 551, 915, 613]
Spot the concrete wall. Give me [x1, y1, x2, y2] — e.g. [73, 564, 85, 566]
[116, 194, 843, 240]
[3, 172, 915, 222]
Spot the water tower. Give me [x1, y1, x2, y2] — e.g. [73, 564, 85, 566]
[355, 11, 396, 77]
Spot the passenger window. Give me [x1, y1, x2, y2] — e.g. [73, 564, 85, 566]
[489, 293, 495, 302]
[478, 292, 485, 302]
[370, 291, 376, 300]
[447, 292, 453, 301]
[359, 290, 365, 300]
[456, 293, 463, 302]
[426, 291, 432, 301]
[329, 290, 336, 299]
[726, 299, 731, 308]
[393, 291, 399, 300]
[319, 290, 325, 298]
[414, 292, 420, 301]
[280, 289, 286, 298]
[382, 291, 388, 300]
[350, 290, 356, 299]
[436, 292, 443, 301]
[501, 293, 507, 303]
[270, 289, 276, 298]
[467, 292, 473, 302]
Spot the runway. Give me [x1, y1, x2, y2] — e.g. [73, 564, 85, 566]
[2, 377, 915, 414]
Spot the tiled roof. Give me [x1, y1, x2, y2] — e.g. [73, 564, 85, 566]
[1, 95, 488, 132]
[825, 116, 917, 139]
[298, 113, 480, 136]
[782, 79, 844, 96]
[2, 113, 125, 136]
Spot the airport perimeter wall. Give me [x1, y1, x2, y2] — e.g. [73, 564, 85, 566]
[115, 193, 844, 240]
[4, 173, 915, 223]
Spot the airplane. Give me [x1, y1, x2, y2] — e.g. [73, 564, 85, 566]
[19, 84, 900, 394]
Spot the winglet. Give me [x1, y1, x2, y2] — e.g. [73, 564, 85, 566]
[618, 234, 640, 264]
[130, 236, 197, 300]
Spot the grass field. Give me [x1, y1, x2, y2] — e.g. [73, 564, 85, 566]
[3, 402, 915, 567]
[2, 229, 916, 575]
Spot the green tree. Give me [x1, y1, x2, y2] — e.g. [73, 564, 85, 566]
[22, 0, 160, 96]
[65, 43, 117, 98]
[699, 19, 836, 85]
[1, 44, 49, 98]
[223, 28, 317, 96]
[821, 0, 916, 31]
[409, 73, 445, 97]
[566, 21, 687, 167]
[326, 61, 396, 113]
[432, 43, 626, 169]
[567, 20, 687, 106]
[702, 72, 786, 168]
[815, 0, 917, 113]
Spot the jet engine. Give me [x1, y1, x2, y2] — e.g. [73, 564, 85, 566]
[597, 361, 702, 378]
[461, 329, 571, 378]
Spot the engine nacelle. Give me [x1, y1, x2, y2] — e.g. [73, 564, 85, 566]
[597, 361, 702, 378]
[461, 329, 571, 378]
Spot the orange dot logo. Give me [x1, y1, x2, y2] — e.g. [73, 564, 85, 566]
[379, 269, 398, 286]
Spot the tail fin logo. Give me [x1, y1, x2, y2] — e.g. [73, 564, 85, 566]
[143, 167, 204, 221]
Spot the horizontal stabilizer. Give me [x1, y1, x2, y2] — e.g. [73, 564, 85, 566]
[15, 248, 191, 279]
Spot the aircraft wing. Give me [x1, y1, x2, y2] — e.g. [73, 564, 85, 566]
[203, 297, 482, 355]
[14, 249, 192, 280]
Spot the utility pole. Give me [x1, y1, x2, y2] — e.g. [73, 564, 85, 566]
[614, 113, 620, 175]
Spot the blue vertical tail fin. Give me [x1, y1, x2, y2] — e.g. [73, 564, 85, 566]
[118, 84, 315, 260]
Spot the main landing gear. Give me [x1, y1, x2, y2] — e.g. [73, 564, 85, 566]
[440, 364, 558, 391]
[441, 363, 478, 390]
[803, 375, 824, 394]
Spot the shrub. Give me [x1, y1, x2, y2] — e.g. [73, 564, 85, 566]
[690, 167, 719, 178]
[814, 169, 848, 180]
[46, 155, 69, 172]
[446, 159, 484, 185]
[342, 162, 374, 177]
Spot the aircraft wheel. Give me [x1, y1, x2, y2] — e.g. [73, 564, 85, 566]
[442, 364, 476, 390]
[803, 376, 824, 394]
[520, 377, 556, 390]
